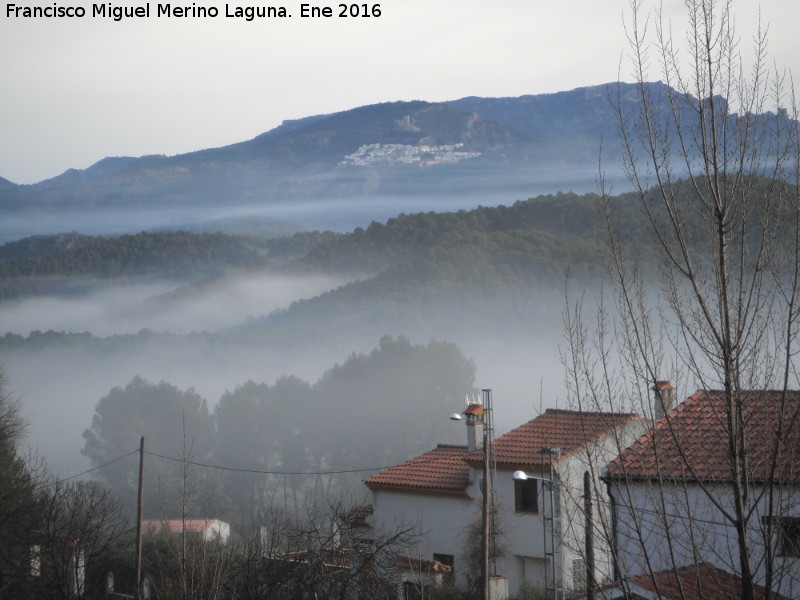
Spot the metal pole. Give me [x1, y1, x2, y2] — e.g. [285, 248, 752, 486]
[479, 388, 497, 600]
[584, 470, 595, 600]
[482, 428, 490, 600]
[135, 436, 145, 600]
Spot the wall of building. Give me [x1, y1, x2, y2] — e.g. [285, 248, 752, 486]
[370, 488, 477, 588]
[609, 479, 800, 599]
[368, 417, 651, 598]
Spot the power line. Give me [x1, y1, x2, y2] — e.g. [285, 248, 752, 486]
[32, 449, 139, 492]
[143, 449, 425, 476]
[42, 446, 790, 540]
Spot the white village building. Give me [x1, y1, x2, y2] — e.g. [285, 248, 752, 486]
[603, 388, 800, 600]
[365, 401, 649, 597]
[142, 518, 231, 544]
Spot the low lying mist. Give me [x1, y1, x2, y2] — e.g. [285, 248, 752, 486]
[0, 165, 630, 242]
[1, 272, 352, 337]
[0, 180, 625, 484]
[4, 325, 568, 478]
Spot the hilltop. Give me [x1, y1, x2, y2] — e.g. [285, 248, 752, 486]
[0, 82, 705, 234]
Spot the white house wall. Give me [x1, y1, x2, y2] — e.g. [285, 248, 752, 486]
[368, 417, 649, 597]
[489, 418, 649, 596]
[609, 479, 800, 599]
[557, 418, 650, 591]
[490, 466, 550, 593]
[370, 488, 476, 587]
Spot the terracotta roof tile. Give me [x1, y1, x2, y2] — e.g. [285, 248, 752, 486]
[466, 409, 642, 468]
[571, 563, 790, 600]
[365, 410, 641, 494]
[143, 519, 221, 534]
[629, 562, 791, 600]
[606, 390, 800, 482]
[364, 445, 471, 495]
[393, 556, 453, 573]
[340, 504, 373, 527]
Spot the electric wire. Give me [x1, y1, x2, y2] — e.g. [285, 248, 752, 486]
[143, 448, 450, 476]
[55, 447, 786, 535]
[30, 449, 139, 492]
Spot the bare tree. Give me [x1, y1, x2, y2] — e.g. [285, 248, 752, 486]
[0, 369, 43, 600]
[31, 479, 126, 600]
[563, 0, 800, 598]
[227, 498, 420, 600]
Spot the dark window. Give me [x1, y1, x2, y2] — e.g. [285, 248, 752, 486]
[514, 478, 538, 513]
[763, 516, 800, 557]
[573, 557, 586, 592]
[778, 517, 800, 557]
[404, 582, 424, 600]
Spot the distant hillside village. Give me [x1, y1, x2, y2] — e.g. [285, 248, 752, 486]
[341, 142, 482, 167]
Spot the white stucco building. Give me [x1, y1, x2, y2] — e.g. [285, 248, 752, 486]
[365, 403, 649, 597]
[142, 518, 231, 544]
[603, 389, 800, 599]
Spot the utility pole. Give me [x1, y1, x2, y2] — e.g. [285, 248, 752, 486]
[482, 424, 491, 600]
[481, 389, 496, 600]
[584, 470, 595, 600]
[135, 436, 145, 600]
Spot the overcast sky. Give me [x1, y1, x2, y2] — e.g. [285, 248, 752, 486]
[1, 0, 797, 184]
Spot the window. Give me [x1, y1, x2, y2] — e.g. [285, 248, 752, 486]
[404, 581, 427, 600]
[773, 517, 800, 557]
[573, 558, 587, 592]
[514, 478, 538, 513]
[763, 516, 800, 557]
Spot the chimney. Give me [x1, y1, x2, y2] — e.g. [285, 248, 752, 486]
[651, 381, 676, 419]
[259, 525, 269, 557]
[463, 399, 485, 453]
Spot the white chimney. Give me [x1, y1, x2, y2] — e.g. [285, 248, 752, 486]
[651, 381, 676, 419]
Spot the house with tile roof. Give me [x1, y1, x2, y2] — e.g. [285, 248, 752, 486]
[603, 389, 800, 600]
[142, 519, 231, 544]
[365, 406, 649, 598]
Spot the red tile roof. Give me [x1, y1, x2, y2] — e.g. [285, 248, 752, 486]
[364, 445, 471, 496]
[466, 409, 642, 469]
[393, 556, 453, 573]
[365, 410, 641, 494]
[340, 504, 373, 527]
[606, 390, 800, 483]
[571, 562, 790, 600]
[629, 562, 790, 600]
[143, 519, 222, 534]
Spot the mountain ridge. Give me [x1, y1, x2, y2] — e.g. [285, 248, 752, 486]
[0, 82, 651, 190]
[3, 80, 790, 239]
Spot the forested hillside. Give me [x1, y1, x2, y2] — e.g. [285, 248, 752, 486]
[80, 336, 474, 525]
[0, 181, 740, 482]
[0, 230, 339, 299]
[0, 184, 713, 343]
